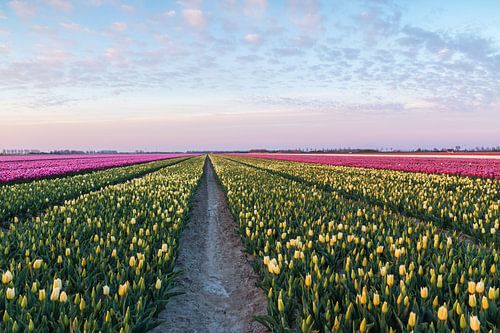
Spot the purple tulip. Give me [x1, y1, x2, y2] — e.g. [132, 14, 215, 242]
[233, 153, 500, 179]
[0, 154, 192, 183]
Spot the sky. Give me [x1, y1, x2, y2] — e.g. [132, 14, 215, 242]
[0, 0, 499, 151]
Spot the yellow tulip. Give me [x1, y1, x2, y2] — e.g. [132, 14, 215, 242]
[103, 285, 110, 296]
[6, 287, 15, 300]
[468, 281, 476, 294]
[420, 287, 428, 299]
[381, 301, 388, 314]
[469, 294, 476, 308]
[50, 288, 61, 301]
[2, 270, 13, 284]
[32, 259, 43, 270]
[59, 291, 68, 303]
[481, 296, 489, 310]
[129, 256, 136, 267]
[488, 287, 496, 300]
[459, 314, 467, 329]
[387, 274, 394, 287]
[155, 279, 162, 290]
[437, 275, 443, 288]
[373, 293, 380, 306]
[162, 243, 168, 253]
[376, 246, 384, 254]
[53, 278, 62, 290]
[39, 289, 46, 301]
[437, 305, 448, 321]
[305, 274, 312, 288]
[469, 315, 480, 332]
[408, 312, 416, 327]
[360, 318, 366, 333]
[278, 298, 285, 312]
[476, 281, 484, 294]
[118, 283, 128, 297]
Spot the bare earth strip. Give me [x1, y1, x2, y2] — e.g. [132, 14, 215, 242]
[152, 158, 268, 333]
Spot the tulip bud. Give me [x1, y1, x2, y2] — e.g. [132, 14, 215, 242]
[20, 295, 27, 308]
[437, 275, 443, 288]
[39, 289, 46, 301]
[481, 296, 489, 310]
[437, 305, 448, 321]
[469, 315, 480, 332]
[32, 259, 43, 270]
[373, 293, 380, 306]
[51, 288, 61, 301]
[278, 298, 285, 312]
[420, 287, 428, 299]
[476, 281, 484, 294]
[103, 285, 110, 296]
[381, 301, 388, 314]
[459, 314, 467, 329]
[305, 274, 312, 288]
[6, 287, 15, 300]
[469, 294, 476, 308]
[59, 291, 68, 303]
[129, 256, 136, 267]
[2, 270, 13, 284]
[386, 274, 394, 287]
[359, 318, 366, 333]
[408, 312, 416, 327]
[468, 281, 476, 294]
[155, 279, 162, 290]
[488, 287, 496, 300]
[53, 278, 62, 290]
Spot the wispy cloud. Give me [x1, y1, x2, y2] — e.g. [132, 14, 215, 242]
[244, 33, 261, 44]
[46, 0, 73, 12]
[8, 1, 36, 18]
[110, 21, 128, 32]
[182, 9, 207, 29]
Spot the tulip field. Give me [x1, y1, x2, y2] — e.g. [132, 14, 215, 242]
[0, 155, 205, 332]
[241, 153, 500, 179]
[0, 154, 191, 183]
[0, 153, 499, 332]
[211, 155, 499, 332]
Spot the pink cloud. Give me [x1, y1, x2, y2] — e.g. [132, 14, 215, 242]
[182, 9, 207, 29]
[60, 22, 92, 33]
[46, 0, 73, 12]
[8, 1, 36, 18]
[110, 22, 128, 32]
[244, 0, 267, 16]
[244, 33, 261, 44]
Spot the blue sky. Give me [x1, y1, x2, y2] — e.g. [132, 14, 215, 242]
[0, 0, 499, 151]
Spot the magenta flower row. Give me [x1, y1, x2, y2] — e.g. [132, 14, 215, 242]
[239, 154, 500, 179]
[0, 154, 192, 183]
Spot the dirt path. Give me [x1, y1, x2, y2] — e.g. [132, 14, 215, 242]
[152, 158, 268, 333]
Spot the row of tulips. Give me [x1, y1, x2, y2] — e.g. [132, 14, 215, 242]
[210, 155, 499, 332]
[0, 156, 205, 332]
[225, 156, 499, 245]
[0, 156, 191, 225]
[0, 154, 193, 183]
[237, 153, 500, 179]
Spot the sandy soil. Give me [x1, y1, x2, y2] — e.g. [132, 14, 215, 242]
[152, 158, 268, 333]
